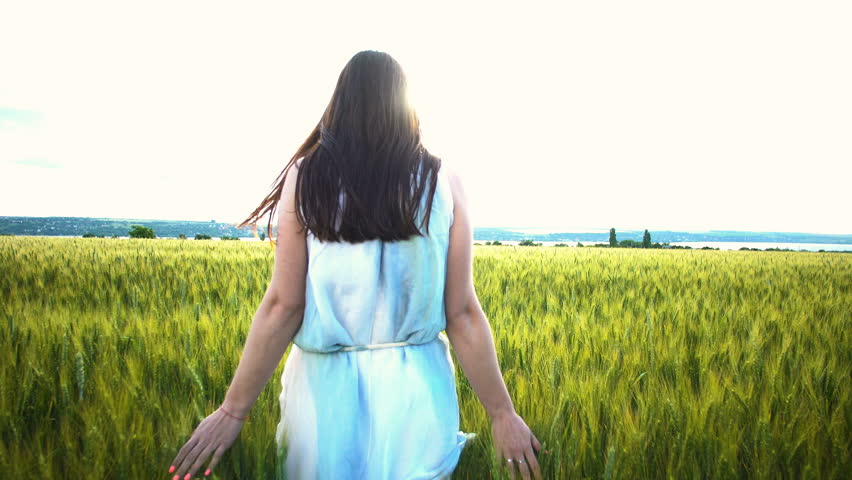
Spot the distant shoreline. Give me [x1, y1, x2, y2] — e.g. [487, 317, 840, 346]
[3, 234, 850, 252]
[2, 217, 850, 244]
[470, 240, 852, 252]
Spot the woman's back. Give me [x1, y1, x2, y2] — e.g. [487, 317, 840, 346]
[292, 165, 455, 352]
[275, 164, 477, 479]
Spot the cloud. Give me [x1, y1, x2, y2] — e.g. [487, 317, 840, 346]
[0, 108, 41, 128]
[12, 158, 63, 169]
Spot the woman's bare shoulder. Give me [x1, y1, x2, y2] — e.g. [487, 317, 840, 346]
[440, 163, 468, 205]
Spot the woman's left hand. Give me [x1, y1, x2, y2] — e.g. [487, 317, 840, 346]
[168, 406, 245, 479]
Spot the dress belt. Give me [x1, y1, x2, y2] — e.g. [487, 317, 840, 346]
[337, 341, 413, 352]
[297, 332, 448, 354]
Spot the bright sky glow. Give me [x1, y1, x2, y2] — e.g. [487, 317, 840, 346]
[1, 0, 849, 234]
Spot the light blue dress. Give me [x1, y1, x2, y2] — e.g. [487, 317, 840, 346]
[275, 165, 477, 479]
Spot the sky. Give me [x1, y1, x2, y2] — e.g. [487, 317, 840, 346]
[1, 1, 849, 234]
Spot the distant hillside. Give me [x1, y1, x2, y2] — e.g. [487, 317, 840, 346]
[0, 216, 253, 239]
[0, 216, 850, 244]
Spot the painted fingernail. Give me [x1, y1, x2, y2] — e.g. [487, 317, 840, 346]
[184, 474, 192, 480]
[205, 468, 211, 476]
[169, 465, 176, 473]
[172, 476, 179, 480]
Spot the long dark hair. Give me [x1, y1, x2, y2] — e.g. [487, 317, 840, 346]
[235, 50, 442, 247]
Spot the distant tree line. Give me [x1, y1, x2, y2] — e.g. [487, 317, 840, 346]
[65, 224, 848, 253]
[82, 232, 119, 238]
[78, 225, 237, 241]
[589, 228, 721, 250]
[477, 230, 710, 249]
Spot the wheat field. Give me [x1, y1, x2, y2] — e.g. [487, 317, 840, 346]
[1, 236, 849, 479]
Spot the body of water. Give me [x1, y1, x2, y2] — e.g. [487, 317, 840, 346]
[668, 241, 851, 252]
[474, 239, 851, 252]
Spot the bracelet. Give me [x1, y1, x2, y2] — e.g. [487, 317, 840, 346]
[219, 405, 248, 421]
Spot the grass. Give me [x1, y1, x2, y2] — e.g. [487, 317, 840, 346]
[1, 237, 849, 478]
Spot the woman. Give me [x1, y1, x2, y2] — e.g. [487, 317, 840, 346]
[168, 50, 542, 480]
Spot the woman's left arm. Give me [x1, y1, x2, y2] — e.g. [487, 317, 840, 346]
[169, 162, 308, 479]
[221, 296, 305, 417]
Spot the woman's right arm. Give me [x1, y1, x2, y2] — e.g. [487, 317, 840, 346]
[443, 167, 542, 480]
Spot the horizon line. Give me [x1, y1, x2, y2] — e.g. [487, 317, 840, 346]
[1, 215, 850, 237]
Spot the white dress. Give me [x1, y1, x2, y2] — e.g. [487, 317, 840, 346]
[275, 165, 477, 479]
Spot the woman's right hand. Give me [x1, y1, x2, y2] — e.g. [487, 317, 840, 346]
[491, 410, 542, 479]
